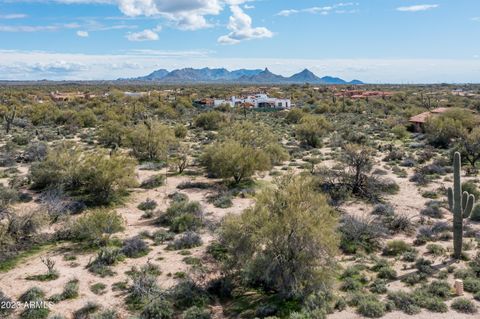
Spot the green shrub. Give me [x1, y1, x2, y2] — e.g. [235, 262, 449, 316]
[90, 283, 107, 295]
[464, 277, 480, 293]
[141, 299, 174, 319]
[19, 287, 45, 302]
[387, 291, 421, 315]
[0, 290, 13, 317]
[174, 125, 188, 139]
[67, 209, 124, 247]
[170, 279, 209, 310]
[128, 121, 176, 161]
[158, 200, 203, 233]
[357, 298, 386, 318]
[167, 231, 202, 250]
[451, 298, 477, 314]
[137, 199, 157, 211]
[73, 302, 100, 319]
[194, 111, 227, 131]
[383, 240, 411, 256]
[426, 243, 446, 256]
[140, 174, 165, 189]
[92, 309, 119, 319]
[295, 115, 331, 148]
[121, 236, 149, 258]
[470, 204, 480, 222]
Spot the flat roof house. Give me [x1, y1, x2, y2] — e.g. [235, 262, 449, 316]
[409, 107, 449, 132]
[213, 94, 291, 109]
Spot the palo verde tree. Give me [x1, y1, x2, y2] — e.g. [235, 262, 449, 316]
[457, 127, 480, 172]
[448, 152, 475, 259]
[128, 120, 176, 162]
[219, 174, 338, 300]
[295, 115, 331, 148]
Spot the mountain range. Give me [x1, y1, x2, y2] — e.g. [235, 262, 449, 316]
[126, 67, 363, 85]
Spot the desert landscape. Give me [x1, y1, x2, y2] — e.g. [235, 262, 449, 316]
[1, 84, 480, 319]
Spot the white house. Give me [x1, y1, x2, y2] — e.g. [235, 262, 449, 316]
[214, 94, 291, 109]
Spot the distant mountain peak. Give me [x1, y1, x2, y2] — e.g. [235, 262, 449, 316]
[128, 67, 363, 84]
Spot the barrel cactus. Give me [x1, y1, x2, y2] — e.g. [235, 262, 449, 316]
[448, 152, 475, 259]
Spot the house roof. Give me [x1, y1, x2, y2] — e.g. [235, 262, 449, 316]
[409, 108, 450, 124]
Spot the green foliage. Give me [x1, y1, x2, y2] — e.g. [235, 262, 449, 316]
[128, 121, 176, 161]
[194, 111, 227, 130]
[295, 115, 331, 148]
[356, 297, 386, 318]
[219, 175, 338, 299]
[140, 174, 165, 189]
[183, 306, 211, 319]
[202, 140, 271, 184]
[470, 204, 480, 221]
[68, 209, 124, 246]
[174, 124, 188, 138]
[140, 299, 174, 319]
[451, 298, 477, 314]
[158, 200, 203, 233]
[383, 240, 411, 256]
[30, 145, 137, 205]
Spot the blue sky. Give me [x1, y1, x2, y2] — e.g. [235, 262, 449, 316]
[0, 0, 479, 82]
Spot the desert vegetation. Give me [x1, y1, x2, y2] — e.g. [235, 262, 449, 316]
[1, 84, 480, 318]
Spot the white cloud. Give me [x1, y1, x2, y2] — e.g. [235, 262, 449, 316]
[277, 3, 358, 17]
[0, 13, 28, 19]
[76, 30, 89, 37]
[397, 4, 439, 12]
[1, 49, 480, 83]
[126, 28, 159, 41]
[218, 5, 272, 44]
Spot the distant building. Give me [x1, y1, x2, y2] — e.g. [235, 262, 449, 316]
[409, 107, 449, 132]
[124, 91, 150, 98]
[50, 91, 95, 102]
[213, 94, 291, 109]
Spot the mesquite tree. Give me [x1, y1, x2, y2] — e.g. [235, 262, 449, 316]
[448, 152, 475, 259]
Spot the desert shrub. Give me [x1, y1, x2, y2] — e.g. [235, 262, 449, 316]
[426, 243, 446, 256]
[295, 115, 331, 148]
[73, 302, 100, 319]
[369, 279, 387, 294]
[207, 192, 233, 208]
[127, 263, 162, 308]
[340, 278, 363, 291]
[91, 309, 119, 319]
[182, 306, 211, 319]
[470, 204, 480, 222]
[202, 140, 271, 184]
[67, 209, 124, 247]
[90, 283, 107, 295]
[138, 199, 158, 211]
[387, 291, 421, 315]
[383, 213, 414, 234]
[169, 279, 209, 310]
[167, 231, 202, 250]
[356, 297, 386, 318]
[0, 290, 13, 317]
[152, 230, 175, 245]
[451, 298, 477, 314]
[383, 240, 411, 256]
[140, 298, 174, 319]
[425, 111, 470, 148]
[22, 142, 48, 162]
[87, 247, 124, 277]
[122, 236, 150, 258]
[140, 174, 165, 189]
[425, 280, 452, 299]
[371, 203, 394, 216]
[158, 200, 203, 233]
[97, 120, 127, 147]
[402, 249, 418, 262]
[420, 200, 443, 219]
[339, 215, 387, 254]
[174, 124, 188, 139]
[464, 277, 480, 293]
[415, 258, 435, 275]
[30, 146, 137, 205]
[219, 175, 337, 300]
[412, 290, 448, 313]
[285, 109, 305, 124]
[0, 185, 18, 210]
[19, 287, 45, 302]
[463, 181, 480, 200]
[19, 287, 50, 319]
[194, 111, 227, 131]
[129, 121, 176, 161]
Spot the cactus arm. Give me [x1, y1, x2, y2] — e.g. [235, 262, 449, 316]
[462, 192, 468, 211]
[463, 194, 475, 218]
[448, 187, 453, 210]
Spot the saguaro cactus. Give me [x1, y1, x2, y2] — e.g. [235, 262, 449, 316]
[448, 152, 475, 259]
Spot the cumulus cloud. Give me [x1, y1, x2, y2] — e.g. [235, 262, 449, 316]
[397, 4, 439, 12]
[77, 30, 89, 37]
[218, 5, 272, 44]
[126, 28, 159, 41]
